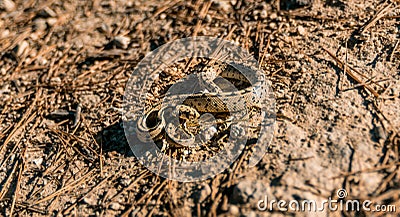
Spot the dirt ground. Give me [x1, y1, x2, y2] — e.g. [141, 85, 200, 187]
[0, 0, 399, 216]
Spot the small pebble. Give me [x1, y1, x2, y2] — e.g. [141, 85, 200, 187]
[297, 26, 306, 36]
[109, 202, 123, 210]
[212, 0, 231, 12]
[269, 22, 277, 29]
[269, 12, 278, 20]
[113, 35, 130, 49]
[46, 18, 58, 27]
[260, 9, 267, 19]
[228, 205, 239, 215]
[0, 29, 10, 38]
[0, 68, 7, 75]
[15, 40, 29, 57]
[348, 21, 357, 27]
[205, 14, 212, 23]
[100, 23, 111, 34]
[160, 13, 166, 19]
[32, 158, 43, 167]
[33, 18, 47, 31]
[83, 196, 97, 206]
[37, 56, 48, 65]
[50, 77, 61, 85]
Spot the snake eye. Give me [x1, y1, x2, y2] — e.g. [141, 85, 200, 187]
[145, 110, 161, 129]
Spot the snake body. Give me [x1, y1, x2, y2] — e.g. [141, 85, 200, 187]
[136, 61, 265, 145]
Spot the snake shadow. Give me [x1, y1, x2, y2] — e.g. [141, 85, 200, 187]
[98, 119, 263, 159]
[97, 121, 134, 157]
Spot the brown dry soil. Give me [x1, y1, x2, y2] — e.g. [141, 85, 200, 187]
[0, 0, 399, 216]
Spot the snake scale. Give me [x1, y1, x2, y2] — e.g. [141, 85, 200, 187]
[136, 60, 266, 146]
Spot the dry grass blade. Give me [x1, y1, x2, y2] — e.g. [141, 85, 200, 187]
[32, 169, 96, 205]
[0, 158, 19, 200]
[121, 179, 167, 217]
[357, 2, 395, 35]
[192, 1, 212, 36]
[104, 171, 149, 206]
[63, 170, 124, 215]
[332, 161, 400, 179]
[9, 148, 26, 216]
[0, 88, 41, 158]
[389, 39, 399, 62]
[14, 202, 48, 215]
[322, 47, 380, 98]
[150, 0, 182, 19]
[347, 2, 399, 48]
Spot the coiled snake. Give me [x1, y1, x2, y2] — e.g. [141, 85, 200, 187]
[135, 60, 266, 147]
